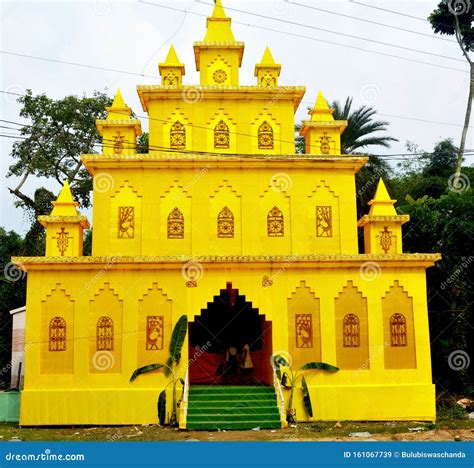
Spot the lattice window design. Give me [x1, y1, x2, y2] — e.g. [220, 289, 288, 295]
[267, 206, 284, 237]
[56, 227, 70, 256]
[390, 313, 407, 347]
[319, 132, 332, 154]
[316, 206, 332, 237]
[146, 315, 164, 350]
[113, 131, 125, 154]
[118, 206, 134, 238]
[163, 72, 179, 86]
[261, 73, 276, 87]
[380, 226, 393, 253]
[258, 121, 274, 149]
[96, 316, 114, 351]
[214, 120, 230, 149]
[168, 207, 184, 239]
[217, 206, 234, 238]
[170, 121, 186, 149]
[295, 314, 313, 348]
[343, 313, 360, 347]
[49, 317, 66, 352]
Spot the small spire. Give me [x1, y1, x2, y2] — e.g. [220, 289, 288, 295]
[261, 46, 276, 65]
[211, 0, 227, 18]
[164, 45, 180, 64]
[309, 90, 334, 121]
[51, 180, 79, 217]
[106, 89, 131, 119]
[368, 178, 397, 216]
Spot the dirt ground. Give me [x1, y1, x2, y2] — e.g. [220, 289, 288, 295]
[0, 420, 473, 442]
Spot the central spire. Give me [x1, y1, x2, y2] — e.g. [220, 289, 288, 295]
[204, 0, 235, 42]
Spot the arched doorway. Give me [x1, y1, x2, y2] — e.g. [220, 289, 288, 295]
[189, 282, 273, 385]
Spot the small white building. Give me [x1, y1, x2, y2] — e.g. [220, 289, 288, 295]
[9, 306, 25, 388]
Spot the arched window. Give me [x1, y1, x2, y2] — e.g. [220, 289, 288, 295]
[168, 207, 184, 239]
[390, 313, 407, 346]
[97, 316, 114, 351]
[49, 317, 66, 352]
[214, 120, 230, 149]
[267, 206, 284, 237]
[217, 206, 234, 238]
[343, 313, 360, 347]
[258, 121, 274, 150]
[170, 120, 186, 149]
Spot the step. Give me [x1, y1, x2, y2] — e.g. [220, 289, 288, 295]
[186, 420, 282, 430]
[187, 413, 281, 423]
[189, 393, 277, 402]
[188, 405, 278, 415]
[189, 385, 275, 395]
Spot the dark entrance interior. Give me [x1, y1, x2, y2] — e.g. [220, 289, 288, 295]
[189, 282, 273, 385]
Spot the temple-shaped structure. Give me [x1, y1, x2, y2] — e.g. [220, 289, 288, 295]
[14, 0, 440, 427]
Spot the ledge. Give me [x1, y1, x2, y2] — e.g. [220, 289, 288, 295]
[80, 153, 369, 174]
[12, 253, 442, 271]
[357, 214, 410, 226]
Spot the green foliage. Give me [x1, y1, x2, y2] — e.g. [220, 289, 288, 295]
[137, 132, 149, 154]
[129, 315, 188, 426]
[158, 390, 167, 425]
[0, 228, 26, 387]
[273, 354, 339, 420]
[428, 1, 473, 51]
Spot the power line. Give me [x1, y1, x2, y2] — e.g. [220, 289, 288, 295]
[350, 1, 430, 22]
[194, 0, 463, 62]
[139, 2, 468, 74]
[288, 1, 456, 43]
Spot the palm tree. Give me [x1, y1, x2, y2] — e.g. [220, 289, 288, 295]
[331, 97, 398, 154]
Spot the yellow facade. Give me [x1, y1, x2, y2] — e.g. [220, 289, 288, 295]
[14, 0, 440, 426]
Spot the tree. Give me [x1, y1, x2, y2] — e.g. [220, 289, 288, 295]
[429, 0, 473, 188]
[7, 90, 112, 216]
[0, 228, 26, 388]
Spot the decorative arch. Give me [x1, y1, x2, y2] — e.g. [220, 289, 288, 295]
[335, 281, 369, 370]
[214, 120, 230, 149]
[49, 317, 66, 352]
[382, 281, 416, 369]
[287, 281, 321, 368]
[96, 316, 114, 351]
[168, 207, 185, 239]
[217, 206, 234, 238]
[267, 206, 284, 237]
[258, 121, 274, 150]
[41, 284, 74, 374]
[170, 120, 186, 149]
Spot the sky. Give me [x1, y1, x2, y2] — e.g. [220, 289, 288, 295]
[0, 0, 472, 234]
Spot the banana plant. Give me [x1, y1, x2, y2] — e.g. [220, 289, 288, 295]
[130, 315, 188, 426]
[272, 354, 339, 423]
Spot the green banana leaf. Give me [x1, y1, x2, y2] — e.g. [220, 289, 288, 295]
[169, 315, 188, 365]
[129, 363, 164, 382]
[301, 376, 313, 417]
[299, 361, 339, 372]
[158, 390, 166, 425]
[164, 356, 173, 378]
[281, 372, 292, 389]
[272, 354, 289, 380]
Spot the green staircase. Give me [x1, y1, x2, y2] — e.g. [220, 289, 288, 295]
[186, 385, 282, 430]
